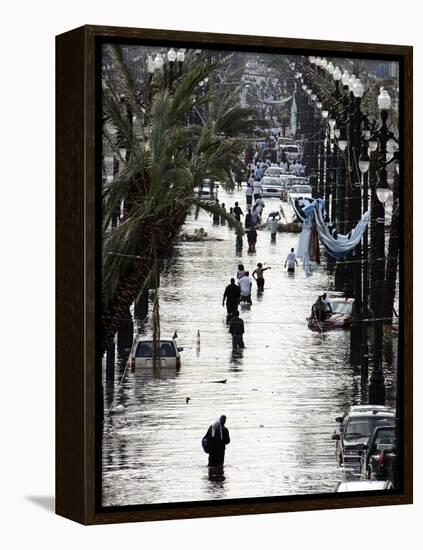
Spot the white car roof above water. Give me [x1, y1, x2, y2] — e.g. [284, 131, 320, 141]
[336, 480, 394, 492]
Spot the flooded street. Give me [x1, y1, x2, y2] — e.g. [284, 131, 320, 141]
[102, 187, 397, 506]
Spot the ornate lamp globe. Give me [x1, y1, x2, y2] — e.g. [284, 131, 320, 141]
[368, 140, 378, 153]
[167, 48, 177, 62]
[316, 100, 322, 109]
[321, 58, 328, 70]
[327, 61, 335, 75]
[309, 55, 316, 64]
[352, 78, 364, 98]
[311, 92, 317, 101]
[321, 109, 329, 119]
[176, 49, 185, 63]
[378, 88, 392, 111]
[337, 127, 348, 151]
[315, 56, 322, 67]
[333, 66, 342, 81]
[341, 70, 350, 87]
[329, 118, 336, 130]
[348, 74, 357, 91]
[154, 53, 164, 70]
[376, 185, 393, 205]
[147, 55, 155, 74]
[358, 146, 370, 173]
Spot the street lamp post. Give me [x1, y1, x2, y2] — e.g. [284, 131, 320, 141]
[368, 87, 394, 405]
[348, 77, 365, 365]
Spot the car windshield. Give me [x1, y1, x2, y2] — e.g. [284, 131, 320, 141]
[331, 301, 353, 315]
[262, 177, 282, 186]
[290, 186, 311, 194]
[265, 168, 284, 176]
[344, 416, 393, 439]
[135, 341, 176, 357]
[373, 428, 396, 450]
[285, 146, 299, 152]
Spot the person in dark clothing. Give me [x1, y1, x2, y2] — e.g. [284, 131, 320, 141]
[233, 202, 243, 222]
[222, 278, 241, 315]
[205, 415, 230, 467]
[229, 310, 245, 348]
[220, 203, 226, 225]
[247, 226, 258, 252]
[245, 208, 252, 229]
[212, 198, 220, 225]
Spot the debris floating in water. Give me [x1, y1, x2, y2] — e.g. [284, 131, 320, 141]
[112, 405, 125, 414]
[186, 397, 191, 404]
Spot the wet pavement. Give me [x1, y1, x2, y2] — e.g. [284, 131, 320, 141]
[102, 186, 397, 507]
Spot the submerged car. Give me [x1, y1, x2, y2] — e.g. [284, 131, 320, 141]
[361, 424, 397, 483]
[332, 405, 396, 467]
[335, 480, 394, 492]
[288, 184, 312, 202]
[261, 176, 284, 197]
[129, 337, 184, 371]
[307, 297, 354, 331]
[280, 176, 308, 200]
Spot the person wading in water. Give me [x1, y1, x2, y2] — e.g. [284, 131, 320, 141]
[203, 416, 230, 467]
[252, 262, 271, 291]
[222, 278, 241, 316]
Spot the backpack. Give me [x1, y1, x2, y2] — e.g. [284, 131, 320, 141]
[201, 434, 210, 454]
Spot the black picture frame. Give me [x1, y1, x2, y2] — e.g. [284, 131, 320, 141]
[56, 25, 413, 525]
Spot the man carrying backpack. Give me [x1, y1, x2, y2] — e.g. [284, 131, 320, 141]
[202, 415, 230, 467]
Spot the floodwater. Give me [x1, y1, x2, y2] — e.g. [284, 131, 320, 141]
[102, 186, 397, 507]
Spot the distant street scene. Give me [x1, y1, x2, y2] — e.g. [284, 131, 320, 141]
[101, 46, 401, 506]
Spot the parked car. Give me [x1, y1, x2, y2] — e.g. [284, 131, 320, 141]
[332, 405, 396, 467]
[335, 480, 394, 492]
[307, 297, 354, 331]
[279, 175, 298, 200]
[278, 137, 295, 148]
[129, 337, 184, 370]
[264, 166, 287, 179]
[361, 424, 397, 483]
[283, 144, 302, 162]
[261, 176, 285, 197]
[288, 184, 312, 202]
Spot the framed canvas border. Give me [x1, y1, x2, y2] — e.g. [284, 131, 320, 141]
[56, 25, 413, 525]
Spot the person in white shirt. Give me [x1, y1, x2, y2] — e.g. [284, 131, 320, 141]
[267, 212, 281, 242]
[254, 195, 265, 218]
[238, 271, 253, 304]
[280, 161, 288, 172]
[253, 180, 262, 200]
[284, 248, 298, 273]
[289, 162, 296, 174]
[293, 161, 302, 176]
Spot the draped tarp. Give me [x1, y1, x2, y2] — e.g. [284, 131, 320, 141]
[293, 198, 369, 274]
[255, 95, 293, 105]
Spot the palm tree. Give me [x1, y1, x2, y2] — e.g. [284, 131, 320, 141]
[101, 46, 259, 354]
